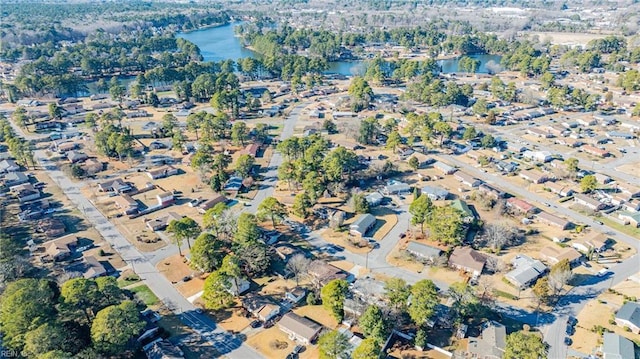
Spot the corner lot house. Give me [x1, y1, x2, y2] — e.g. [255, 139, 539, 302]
[278, 313, 322, 345]
[349, 213, 376, 237]
[467, 321, 506, 359]
[614, 302, 640, 334]
[405, 241, 442, 263]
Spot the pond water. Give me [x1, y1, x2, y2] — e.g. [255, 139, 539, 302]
[179, 23, 502, 76]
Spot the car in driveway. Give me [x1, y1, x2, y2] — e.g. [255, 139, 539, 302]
[250, 320, 262, 328]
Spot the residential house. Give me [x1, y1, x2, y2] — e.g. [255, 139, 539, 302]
[619, 183, 640, 198]
[448, 247, 487, 278]
[285, 288, 307, 304]
[56, 142, 78, 153]
[594, 173, 612, 185]
[618, 211, 640, 227]
[350, 276, 387, 307]
[505, 255, 547, 288]
[308, 260, 349, 286]
[81, 159, 104, 175]
[526, 127, 553, 138]
[278, 313, 323, 345]
[421, 186, 449, 200]
[349, 213, 377, 237]
[405, 241, 443, 263]
[113, 194, 139, 215]
[574, 193, 606, 211]
[67, 151, 88, 163]
[539, 245, 582, 266]
[4, 171, 29, 186]
[97, 178, 132, 193]
[145, 339, 185, 359]
[197, 194, 227, 213]
[14, 183, 40, 202]
[614, 302, 640, 334]
[242, 295, 280, 322]
[601, 333, 635, 359]
[467, 321, 506, 359]
[522, 150, 553, 163]
[536, 211, 572, 230]
[274, 243, 301, 261]
[506, 198, 537, 214]
[455, 171, 482, 188]
[434, 161, 457, 175]
[519, 169, 548, 184]
[240, 143, 261, 158]
[582, 145, 610, 158]
[83, 255, 107, 279]
[451, 199, 477, 223]
[544, 181, 574, 197]
[224, 176, 244, 192]
[365, 192, 384, 207]
[383, 180, 411, 195]
[44, 235, 78, 261]
[0, 159, 20, 173]
[37, 218, 66, 238]
[337, 327, 364, 357]
[146, 212, 183, 231]
[146, 165, 179, 180]
[227, 277, 251, 296]
[478, 184, 506, 199]
[156, 192, 174, 206]
[573, 232, 609, 253]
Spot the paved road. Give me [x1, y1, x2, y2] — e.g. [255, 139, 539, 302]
[9, 123, 262, 358]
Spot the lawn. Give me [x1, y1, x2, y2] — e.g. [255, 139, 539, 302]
[129, 284, 160, 306]
[599, 216, 640, 238]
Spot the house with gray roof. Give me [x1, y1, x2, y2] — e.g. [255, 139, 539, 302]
[349, 213, 376, 237]
[602, 332, 635, 359]
[383, 181, 411, 195]
[405, 241, 443, 263]
[434, 161, 456, 175]
[467, 321, 506, 359]
[365, 192, 384, 206]
[615, 301, 640, 334]
[421, 186, 449, 200]
[505, 255, 547, 288]
[0, 159, 20, 173]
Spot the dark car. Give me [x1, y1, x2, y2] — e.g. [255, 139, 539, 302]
[263, 320, 275, 328]
[564, 337, 572, 345]
[399, 232, 407, 239]
[182, 276, 191, 282]
[250, 320, 262, 328]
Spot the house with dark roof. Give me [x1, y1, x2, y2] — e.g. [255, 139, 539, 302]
[242, 294, 281, 322]
[449, 247, 487, 278]
[197, 194, 227, 213]
[145, 339, 185, 359]
[601, 332, 635, 359]
[278, 313, 322, 345]
[44, 235, 78, 262]
[505, 255, 547, 288]
[97, 178, 132, 193]
[615, 302, 640, 334]
[308, 260, 349, 286]
[83, 255, 107, 279]
[349, 213, 376, 237]
[467, 321, 506, 359]
[37, 218, 66, 238]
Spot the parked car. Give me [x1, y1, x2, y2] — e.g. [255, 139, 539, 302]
[250, 320, 262, 328]
[293, 345, 305, 354]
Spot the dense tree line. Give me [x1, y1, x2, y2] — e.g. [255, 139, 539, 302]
[0, 277, 145, 357]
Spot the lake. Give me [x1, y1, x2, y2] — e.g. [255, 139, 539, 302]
[178, 23, 501, 76]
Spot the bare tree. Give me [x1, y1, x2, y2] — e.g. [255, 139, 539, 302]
[484, 256, 505, 274]
[286, 254, 311, 286]
[479, 222, 522, 252]
[548, 267, 573, 297]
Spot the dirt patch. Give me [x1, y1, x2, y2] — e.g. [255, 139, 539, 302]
[294, 305, 339, 330]
[156, 253, 198, 283]
[212, 307, 252, 333]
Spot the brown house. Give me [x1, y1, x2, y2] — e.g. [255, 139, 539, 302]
[44, 235, 78, 261]
[448, 247, 487, 278]
[308, 260, 349, 286]
[37, 218, 66, 239]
